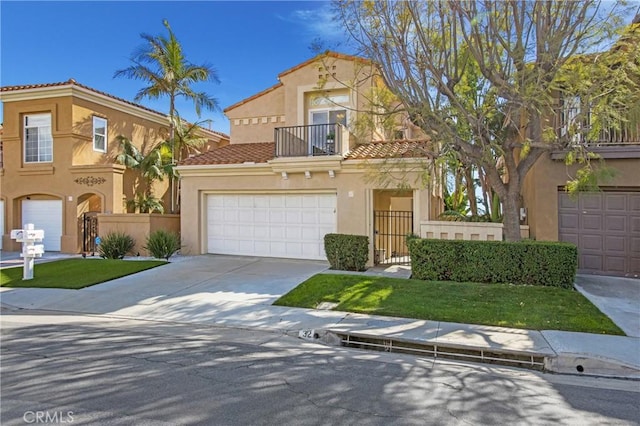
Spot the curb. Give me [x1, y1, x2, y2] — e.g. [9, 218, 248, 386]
[298, 329, 640, 379]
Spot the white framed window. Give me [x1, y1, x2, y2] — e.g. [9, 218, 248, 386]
[93, 116, 107, 152]
[24, 113, 53, 163]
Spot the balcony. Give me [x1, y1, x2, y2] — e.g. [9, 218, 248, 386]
[550, 106, 640, 159]
[555, 106, 640, 146]
[275, 123, 347, 158]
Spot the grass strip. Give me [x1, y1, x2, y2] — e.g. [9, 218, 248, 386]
[274, 273, 624, 335]
[1, 258, 166, 289]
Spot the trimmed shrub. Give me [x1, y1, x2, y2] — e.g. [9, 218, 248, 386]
[98, 232, 135, 259]
[324, 233, 369, 271]
[144, 230, 181, 260]
[408, 238, 577, 288]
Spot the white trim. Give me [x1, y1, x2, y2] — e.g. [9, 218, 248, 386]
[92, 116, 107, 152]
[23, 113, 53, 164]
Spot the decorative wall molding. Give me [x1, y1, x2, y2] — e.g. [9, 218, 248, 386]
[74, 176, 106, 187]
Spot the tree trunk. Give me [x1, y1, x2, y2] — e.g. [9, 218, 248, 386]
[501, 190, 522, 242]
[464, 166, 478, 217]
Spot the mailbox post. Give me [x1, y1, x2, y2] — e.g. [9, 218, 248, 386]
[10, 223, 45, 280]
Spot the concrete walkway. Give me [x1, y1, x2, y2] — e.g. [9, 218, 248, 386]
[1, 253, 638, 378]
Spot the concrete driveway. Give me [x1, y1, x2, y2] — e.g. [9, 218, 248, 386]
[0, 255, 332, 328]
[574, 275, 640, 337]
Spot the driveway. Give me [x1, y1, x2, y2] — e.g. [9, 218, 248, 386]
[0, 255, 332, 329]
[574, 274, 640, 337]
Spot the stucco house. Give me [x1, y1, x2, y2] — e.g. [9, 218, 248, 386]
[522, 111, 640, 277]
[0, 79, 228, 253]
[521, 18, 640, 277]
[177, 52, 440, 264]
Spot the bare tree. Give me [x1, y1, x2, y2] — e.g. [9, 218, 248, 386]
[336, 0, 638, 241]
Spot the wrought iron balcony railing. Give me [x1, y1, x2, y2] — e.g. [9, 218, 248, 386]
[275, 123, 343, 157]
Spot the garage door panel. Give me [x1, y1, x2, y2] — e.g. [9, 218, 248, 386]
[631, 217, 640, 233]
[286, 211, 301, 223]
[605, 236, 626, 252]
[605, 216, 626, 232]
[560, 233, 579, 246]
[581, 234, 603, 251]
[582, 215, 602, 230]
[559, 195, 578, 209]
[580, 194, 602, 210]
[582, 254, 603, 270]
[238, 210, 253, 222]
[286, 196, 302, 208]
[605, 257, 626, 273]
[605, 194, 627, 211]
[559, 213, 578, 230]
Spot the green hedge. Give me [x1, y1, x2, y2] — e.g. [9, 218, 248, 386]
[324, 233, 369, 271]
[408, 238, 577, 288]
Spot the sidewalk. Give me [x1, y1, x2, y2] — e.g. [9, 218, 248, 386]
[1, 253, 638, 379]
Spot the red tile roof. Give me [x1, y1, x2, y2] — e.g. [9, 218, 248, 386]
[223, 51, 372, 113]
[180, 142, 275, 166]
[345, 140, 433, 160]
[179, 140, 432, 166]
[1, 79, 230, 140]
[278, 51, 372, 79]
[1, 79, 169, 117]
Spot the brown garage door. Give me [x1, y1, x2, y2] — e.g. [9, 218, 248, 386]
[558, 191, 640, 277]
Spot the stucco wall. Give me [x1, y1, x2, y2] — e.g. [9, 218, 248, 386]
[178, 162, 432, 265]
[97, 213, 180, 257]
[225, 85, 285, 144]
[224, 55, 379, 145]
[522, 153, 640, 241]
[1, 92, 170, 252]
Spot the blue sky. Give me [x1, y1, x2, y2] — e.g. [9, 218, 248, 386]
[0, 1, 350, 134]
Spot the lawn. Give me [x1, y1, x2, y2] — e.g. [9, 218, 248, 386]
[274, 273, 624, 335]
[0, 259, 166, 289]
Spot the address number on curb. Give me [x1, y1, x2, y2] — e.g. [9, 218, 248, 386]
[298, 329, 318, 340]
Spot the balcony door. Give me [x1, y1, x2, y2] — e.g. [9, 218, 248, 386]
[309, 109, 347, 155]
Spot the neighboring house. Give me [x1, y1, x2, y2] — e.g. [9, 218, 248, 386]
[0, 79, 229, 253]
[522, 19, 640, 278]
[522, 109, 640, 277]
[177, 52, 440, 264]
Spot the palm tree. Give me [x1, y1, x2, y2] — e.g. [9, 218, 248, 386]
[115, 136, 175, 213]
[114, 19, 219, 212]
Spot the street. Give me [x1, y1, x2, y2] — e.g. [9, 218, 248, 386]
[1, 311, 639, 426]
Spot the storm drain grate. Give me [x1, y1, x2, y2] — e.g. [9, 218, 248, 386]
[337, 333, 546, 371]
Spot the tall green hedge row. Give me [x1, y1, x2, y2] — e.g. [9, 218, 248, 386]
[408, 238, 577, 288]
[324, 233, 369, 271]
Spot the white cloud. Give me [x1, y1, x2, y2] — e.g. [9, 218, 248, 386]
[278, 3, 345, 43]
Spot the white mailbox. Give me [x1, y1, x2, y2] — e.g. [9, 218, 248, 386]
[22, 244, 45, 257]
[10, 223, 45, 280]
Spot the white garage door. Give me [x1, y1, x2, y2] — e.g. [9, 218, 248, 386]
[207, 193, 337, 260]
[22, 199, 63, 251]
[0, 200, 4, 250]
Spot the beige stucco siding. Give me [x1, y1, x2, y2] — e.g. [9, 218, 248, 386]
[522, 154, 640, 241]
[178, 163, 431, 264]
[226, 85, 285, 144]
[1, 92, 168, 252]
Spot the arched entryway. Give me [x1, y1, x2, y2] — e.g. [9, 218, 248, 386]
[77, 193, 102, 254]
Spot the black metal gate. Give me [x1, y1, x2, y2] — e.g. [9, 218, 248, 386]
[82, 212, 99, 254]
[373, 210, 413, 265]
